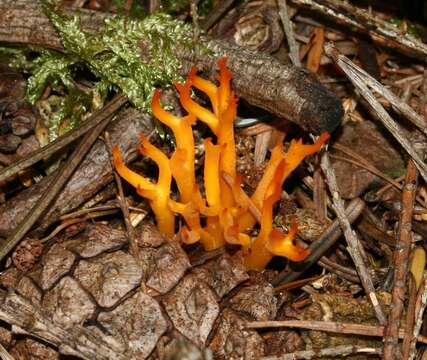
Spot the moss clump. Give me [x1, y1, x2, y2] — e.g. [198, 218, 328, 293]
[28, 0, 194, 111]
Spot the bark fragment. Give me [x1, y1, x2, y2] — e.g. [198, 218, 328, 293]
[191, 253, 249, 298]
[145, 240, 191, 295]
[162, 274, 219, 346]
[209, 309, 265, 359]
[98, 291, 167, 359]
[74, 251, 143, 308]
[229, 279, 277, 321]
[42, 276, 96, 329]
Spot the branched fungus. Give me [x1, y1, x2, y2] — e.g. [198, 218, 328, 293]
[113, 58, 329, 270]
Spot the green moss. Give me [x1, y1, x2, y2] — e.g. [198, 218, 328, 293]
[27, 51, 76, 104]
[388, 17, 421, 38]
[2, 1, 197, 140]
[0, 47, 32, 70]
[36, 0, 193, 110]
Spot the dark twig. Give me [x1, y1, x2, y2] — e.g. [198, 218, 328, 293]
[325, 43, 427, 183]
[357, 220, 396, 248]
[0, 94, 127, 184]
[317, 260, 360, 283]
[383, 160, 418, 359]
[320, 152, 387, 325]
[246, 319, 427, 344]
[318, 256, 359, 280]
[277, 0, 301, 67]
[260, 345, 381, 359]
[104, 131, 140, 260]
[0, 102, 121, 262]
[271, 197, 365, 286]
[332, 143, 403, 191]
[200, 0, 235, 31]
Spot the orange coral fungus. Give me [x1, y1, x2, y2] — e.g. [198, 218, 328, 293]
[113, 58, 329, 269]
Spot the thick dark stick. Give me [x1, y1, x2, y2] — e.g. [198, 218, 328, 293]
[383, 160, 418, 360]
[0, 0, 343, 134]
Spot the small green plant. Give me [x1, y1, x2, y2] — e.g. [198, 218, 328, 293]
[36, 0, 194, 110]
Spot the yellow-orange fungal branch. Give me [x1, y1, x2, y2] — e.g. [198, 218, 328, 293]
[112, 145, 154, 192]
[203, 138, 221, 215]
[238, 132, 330, 232]
[176, 80, 219, 133]
[187, 67, 219, 115]
[113, 58, 328, 270]
[112, 143, 175, 237]
[217, 58, 232, 113]
[151, 89, 196, 203]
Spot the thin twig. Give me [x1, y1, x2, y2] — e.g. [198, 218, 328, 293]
[318, 256, 359, 277]
[383, 160, 418, 359]
[328, 48, 427, 136]
[260, 345, 381, 360]
[277, 0, 301, 67]
[325, 44, 427, 183]
[290, 0, 427, 61]
[39, 208, 121, 244]
[274, 275, 322, 293]
[60, 204, 120, 220]
[317, 258, 360, 283]
[104, 131, 140, 260]
[190, 0, 200, 42]
[0, 94, 127, 184]
[313, 167, 327, 222]
[246, 319, 427, 344]
[320, 152, 387, 325]
[0, 101, 123, 262]
[357, 220, 396, 248]
[332, 143, 403, 191]
[222, 172, 262, 222]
